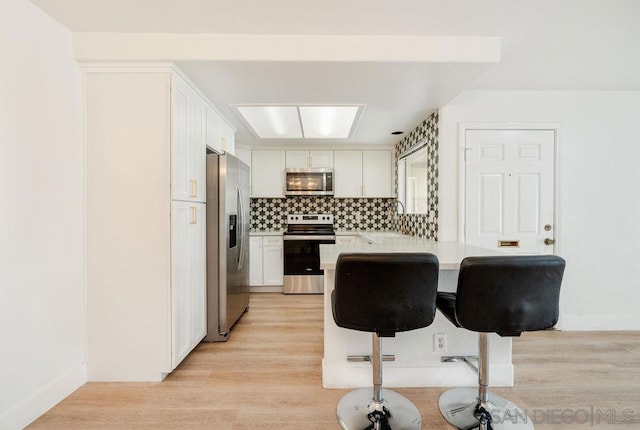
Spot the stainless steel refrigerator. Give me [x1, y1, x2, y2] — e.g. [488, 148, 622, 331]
[204, 153, 250, 341]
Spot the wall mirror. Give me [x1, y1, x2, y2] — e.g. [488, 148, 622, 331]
[397, 146, 429, 214]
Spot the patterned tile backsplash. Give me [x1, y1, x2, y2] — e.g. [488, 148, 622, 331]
[250, 111, 440, 238]
[251, 197, 395, 231]
[393, 112, 439, 239]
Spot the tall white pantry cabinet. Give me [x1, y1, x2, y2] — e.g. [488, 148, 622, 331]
[84, 64, 229, 381]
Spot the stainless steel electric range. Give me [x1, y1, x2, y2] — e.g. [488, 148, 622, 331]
[283, 214, 335, 294]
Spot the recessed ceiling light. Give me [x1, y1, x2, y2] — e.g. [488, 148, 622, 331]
[235, 105, 362, 139]
[235, 106, 302, 138]
[298, 106, 359, 139]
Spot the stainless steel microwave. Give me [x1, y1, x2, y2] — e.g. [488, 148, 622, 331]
[285, 168, 334, 196]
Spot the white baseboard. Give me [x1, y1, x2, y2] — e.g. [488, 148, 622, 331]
[249, 285, 283, 293]
[0, 363, 87, 430]
[322, 360, 513, 389]
[558, 314, 640, 331]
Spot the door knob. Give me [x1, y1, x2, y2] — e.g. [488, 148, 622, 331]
[544, 238, 555, 246]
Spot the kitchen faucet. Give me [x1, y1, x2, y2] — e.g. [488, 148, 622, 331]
[388, 199, 410, 235]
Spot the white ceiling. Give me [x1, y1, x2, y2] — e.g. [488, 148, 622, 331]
[31, 0, 640, 148]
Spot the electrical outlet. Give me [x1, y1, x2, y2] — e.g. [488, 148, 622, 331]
[355, 212, 362, 222]
[433, 333, 447, 352]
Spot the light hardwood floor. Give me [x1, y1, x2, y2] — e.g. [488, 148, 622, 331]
[30, 293, 640, 429]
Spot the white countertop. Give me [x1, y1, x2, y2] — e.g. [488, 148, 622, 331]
[320, 234, 501, 270]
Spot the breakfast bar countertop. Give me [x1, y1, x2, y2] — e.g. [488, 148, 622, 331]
[320, 234, 500, 270]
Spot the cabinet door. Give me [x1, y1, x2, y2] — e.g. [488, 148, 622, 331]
[362, 150, 393, 197]
[285, 150, 309, 168]
[205, 106, 222, 154]
[249, 236, 263, 285]
[190, 97, 207, 201]
[172, 77, 190, 201]
[334, 151, 363, 197]
[309, 150, 333, 168]
[251, 150, 286, 197]
[172, 75, 206, 202]
[171, 201, 206, 369]
[286, 150, 333, 168]
[220, 123, 235, 155]
[262, 237, 283, 285]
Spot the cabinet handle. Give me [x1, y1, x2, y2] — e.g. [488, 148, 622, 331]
[190, 206, 197, 224]
[190, 179, 198, 197]
[308, 155, 312, 168]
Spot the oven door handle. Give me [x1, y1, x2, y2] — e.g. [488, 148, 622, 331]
[283, 235, 336, 241]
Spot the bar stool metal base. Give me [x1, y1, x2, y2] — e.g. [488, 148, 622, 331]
[439, 387, 534, 429]
[337, 387, 422, 430]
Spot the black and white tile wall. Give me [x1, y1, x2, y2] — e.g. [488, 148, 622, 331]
[393, 112, 439, 239]
[251, 197, 395, 231]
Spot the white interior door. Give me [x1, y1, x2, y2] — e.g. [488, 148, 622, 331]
[465, 129, 556, 254]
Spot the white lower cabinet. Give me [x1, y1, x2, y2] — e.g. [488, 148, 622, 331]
[250, 235, 283, 286]
[262, 237, 284, 285]
[171, 201, 207, 368]
[250, 236, 263, 285]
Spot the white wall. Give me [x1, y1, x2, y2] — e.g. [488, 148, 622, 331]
[0, 0, 85, 428]
[439, 90, 640, 330]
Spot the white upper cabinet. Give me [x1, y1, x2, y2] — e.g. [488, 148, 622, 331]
[172, 75, 206, 202]
[206, 106, 236, 156]
[334, 150, 393, 198]
[362, 150, 393, 197]
[334, 151, 363, 197]
[251, 150, 286, 197]
[205, 106, 222, 154]
[221, 123, 236, 155]
[285, 150, 333, 168]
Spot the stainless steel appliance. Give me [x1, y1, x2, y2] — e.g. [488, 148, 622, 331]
[204, 153, 250, 341]
[285, 168, 334, 196]
[283, 214, 335, 294]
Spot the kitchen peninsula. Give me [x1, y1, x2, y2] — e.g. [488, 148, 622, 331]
[320, 233, 512, 389]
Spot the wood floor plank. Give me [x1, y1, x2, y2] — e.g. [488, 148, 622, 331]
[28, 293, 640, 429]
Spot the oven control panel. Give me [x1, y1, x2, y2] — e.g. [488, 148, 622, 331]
[287, 214, 334, 224]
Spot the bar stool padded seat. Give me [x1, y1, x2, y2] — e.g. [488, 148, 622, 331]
[436, 255, 565, 430]
[332, 252, 440, 430]
[437, 255, 563, 337]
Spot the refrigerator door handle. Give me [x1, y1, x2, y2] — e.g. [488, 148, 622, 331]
[237, 185, 245, 271]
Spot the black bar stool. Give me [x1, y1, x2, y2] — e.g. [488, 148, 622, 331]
[332, 252, 440, 430]
[436, 255, 565, 430]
